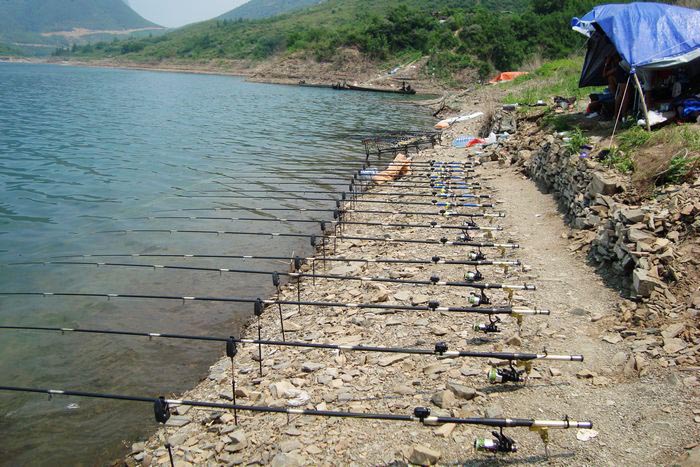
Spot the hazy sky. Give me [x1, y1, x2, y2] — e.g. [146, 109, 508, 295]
[128, 0, 248, 28]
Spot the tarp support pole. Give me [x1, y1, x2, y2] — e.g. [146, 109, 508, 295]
[632, 70, 651, 132]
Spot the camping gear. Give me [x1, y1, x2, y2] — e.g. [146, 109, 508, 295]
[573, 2, 700, 129]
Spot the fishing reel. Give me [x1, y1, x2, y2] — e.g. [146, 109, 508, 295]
[466, 289, 490, 306]
[254, 298, 265, 317]
[464, 269, 483, 282]
[154, 396, 171, 424]
[474, 428, 517, 454]
[226, 337, 238, 358]
[473, 315, 501, 333]
[468, 249, 486, 261]
[487, 362, 526, 384]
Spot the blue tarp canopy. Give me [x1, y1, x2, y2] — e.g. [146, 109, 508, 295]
[572, 2, 700, 70]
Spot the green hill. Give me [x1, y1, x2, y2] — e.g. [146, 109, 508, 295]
[218, 0, 325, 21]
[67, 0, 597, 79]
[0, 0, 162, 55]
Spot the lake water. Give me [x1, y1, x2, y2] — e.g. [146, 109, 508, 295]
[0, 62, 434, 466]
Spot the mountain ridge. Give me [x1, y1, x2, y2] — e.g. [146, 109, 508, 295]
[218, 0, 324, 21]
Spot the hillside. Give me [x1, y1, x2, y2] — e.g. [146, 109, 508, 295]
[219, 0, 324, 21]
[0, 0, 162, 55]
[65, 0, 594, 85]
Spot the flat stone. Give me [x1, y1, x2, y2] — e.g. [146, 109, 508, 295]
[408, 445, 441, 466]
[434, 423, 456, 438]
[661, 323, 685, 339]
[301, 362, 325, 373]
[411, 294, 431, 305]
[279, 439, 302, 453]
[164, 416, 190, 428]
[431, 390, 456, 409]
[167, 433, 188, 447]
[393, 290, 412, 301]
[270, 452, 304, 467]
[620, 208, 645, 223]
[588, 172, 619, 196]
[446, 380, 477, 400]
[131, 442, 146, 455]
[663, 337, 688, 354]
[602, 334, 623, 344]
[378, 354, 408, 367]
[633, 268, 662, 297]
[270, 381, 297, 399]
[224, 430, 247, 453]
[484, 404, 504, 418]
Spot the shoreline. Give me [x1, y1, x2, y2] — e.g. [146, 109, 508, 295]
[0, 56, 449, 96]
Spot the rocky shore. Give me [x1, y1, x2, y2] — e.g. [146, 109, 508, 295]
[124, 104, 698, 466]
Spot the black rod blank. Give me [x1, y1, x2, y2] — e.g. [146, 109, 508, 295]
[0, 385, 592, 429]
[47, 253, 521, 267]
[155, 206, 506, 219]
[11, 261, 534, 292]
[96, 229, 519, 248]
[0, 326, 583, 362]
[0, 292, 549, 315]
[126, 215, 503, 232]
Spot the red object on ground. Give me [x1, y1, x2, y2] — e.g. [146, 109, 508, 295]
[489, 72, 529, 84]
[466, 138, 485, 147]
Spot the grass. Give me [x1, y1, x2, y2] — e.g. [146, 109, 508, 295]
[603, 124, 700, 189]
[564, 127, 590, 156]
[502, 57, 597, 105]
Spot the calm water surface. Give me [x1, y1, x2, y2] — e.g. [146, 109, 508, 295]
[0, 62, 434, 466]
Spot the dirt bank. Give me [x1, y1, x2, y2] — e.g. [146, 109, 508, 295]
[124, 106, 698, 466]
[11, 50, 450, 95]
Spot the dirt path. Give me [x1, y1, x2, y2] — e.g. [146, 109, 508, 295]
[133, 111, 698, 467]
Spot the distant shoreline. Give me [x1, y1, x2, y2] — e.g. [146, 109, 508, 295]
[0, 56, 447, 95]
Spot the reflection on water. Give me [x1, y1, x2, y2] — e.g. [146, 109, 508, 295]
[0, 62, 434, 465]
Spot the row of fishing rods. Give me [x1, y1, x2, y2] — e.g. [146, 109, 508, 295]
[0, 144, 592, 459]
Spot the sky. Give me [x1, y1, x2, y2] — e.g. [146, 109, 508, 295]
[127, 0, 248, 28]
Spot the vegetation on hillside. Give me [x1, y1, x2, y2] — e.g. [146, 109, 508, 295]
[218, 0, 324, 21]
[0, 0, 160, 55]
[64, 0, 598, 79]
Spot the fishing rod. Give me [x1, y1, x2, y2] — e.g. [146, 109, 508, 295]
[212, 179, 482, 191]
[0, 292, 547, 317]
[185, 188, 493, 200]
[0, 326, 584, 387]
[154, 206, 506, 220]
[124, 215, 503, 234]
[11, 261, 534, 306]
[174, 194, 494, 208]
[0, 385, 592, 456]
[96, 229, 519, 255]
[0, 326, 583, 363]
[48, 252, 521, 269]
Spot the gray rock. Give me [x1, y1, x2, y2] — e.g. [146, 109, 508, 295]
[446, 381, 477, 400]
[408, 445, 441, 466]
[431, 390, 456, 409]
[633, 268, 661, 297]
[301, 362, 325, 373]
[279, 439, 302, 453]
[484, 404, 504, 418]
[270, 452, 303, 467]
[588, 173, 619, 196]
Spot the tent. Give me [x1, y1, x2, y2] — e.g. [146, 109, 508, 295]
[489, 72, 529, 84]
[572, 2, 700, 127]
